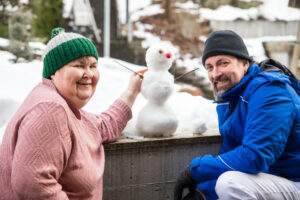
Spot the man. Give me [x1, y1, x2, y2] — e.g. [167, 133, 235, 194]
[174, 30, 300, 200]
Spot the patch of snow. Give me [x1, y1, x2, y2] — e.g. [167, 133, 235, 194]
[244, 35, 296, 62]
[117, 0, 153, 24]
[258, 0, 300, 21]
[131, 4, 164, 22]
[175, 0, 200, 10]
[29, 41, 46, 56]
[0, 50, 219, 143]
[0, 38, 9, 47]
[200, 5, 258, 22]
[63, 0, 74, 18]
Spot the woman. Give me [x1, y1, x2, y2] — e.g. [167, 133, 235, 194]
[0, 28, 144, 199]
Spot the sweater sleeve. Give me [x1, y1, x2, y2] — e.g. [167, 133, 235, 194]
[11, 102, 71, 200]
[190, 82, 295, 183]
[95, 99, 132, 143]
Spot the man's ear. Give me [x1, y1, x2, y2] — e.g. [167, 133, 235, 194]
[243, 60, 250, 73]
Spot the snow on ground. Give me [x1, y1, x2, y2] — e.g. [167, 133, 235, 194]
[0, 46, 219, 144]
[245, 35, 297, 62]
[0, 37, 46, 56]
[116, 0, 153, 24]
[175, 0, 300, 22]
[1, 27, 295, 143]
[199, 5, 258, 21]
[114, 0, 300, 25]
[0, 38, 9, 47]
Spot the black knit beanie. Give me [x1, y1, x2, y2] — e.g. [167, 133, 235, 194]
[202, 30, 252, 65]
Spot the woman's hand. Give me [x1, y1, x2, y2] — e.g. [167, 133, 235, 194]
[119, 69, 147, 108]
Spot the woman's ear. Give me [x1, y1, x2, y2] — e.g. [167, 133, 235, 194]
[50, 74, 55, 80]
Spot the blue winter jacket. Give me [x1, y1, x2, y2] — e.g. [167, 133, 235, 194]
[190, 63, 300, 200]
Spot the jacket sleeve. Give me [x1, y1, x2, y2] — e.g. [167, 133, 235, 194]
[95, 99, 132, 143]
[190, 81, 295, 183]
[11, 102, 71, 200]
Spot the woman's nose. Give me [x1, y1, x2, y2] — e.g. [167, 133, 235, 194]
[83, 68, 93, 78]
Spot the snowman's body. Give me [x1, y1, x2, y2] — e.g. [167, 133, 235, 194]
[136, 44, 178, 137]
[141, 71, 174, 105]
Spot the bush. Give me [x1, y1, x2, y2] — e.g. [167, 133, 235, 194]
[0, 25, 9, 38]
[8, 40, 33, 61]
[30, 0, 64, 40]
[9, 6, 34, 62]
[0, 0, 19, 38]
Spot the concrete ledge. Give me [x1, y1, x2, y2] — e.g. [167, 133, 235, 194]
[104, 131, 222, 150]
[103, 129, 222, 200]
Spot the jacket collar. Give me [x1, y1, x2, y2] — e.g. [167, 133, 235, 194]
[220, 63, 260, 103]
[42, 78, 81, 119]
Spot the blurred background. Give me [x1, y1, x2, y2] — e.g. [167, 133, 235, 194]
[0, 0, 300, 98]
[0, 0, 299, 98]
[0, 0, 300, 140]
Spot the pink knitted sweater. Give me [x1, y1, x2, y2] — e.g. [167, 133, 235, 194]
[0, 79, 132, 200]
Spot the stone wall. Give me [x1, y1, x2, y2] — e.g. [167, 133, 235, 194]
[103, 131, 222, 200]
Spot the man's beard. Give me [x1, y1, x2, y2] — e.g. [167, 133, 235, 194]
[213, 75, 233, 101]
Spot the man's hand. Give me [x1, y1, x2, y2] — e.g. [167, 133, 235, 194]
[174, 166, 197, 200]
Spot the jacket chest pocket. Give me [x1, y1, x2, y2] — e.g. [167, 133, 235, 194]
[220, 101, 247, 144]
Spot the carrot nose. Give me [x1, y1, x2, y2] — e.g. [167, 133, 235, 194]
[166, 53, 171, 59]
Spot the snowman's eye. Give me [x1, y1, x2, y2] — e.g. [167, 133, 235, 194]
[159, 49, 163, 54]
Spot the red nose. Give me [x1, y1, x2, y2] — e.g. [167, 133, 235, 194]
[166, 53, 172, 59]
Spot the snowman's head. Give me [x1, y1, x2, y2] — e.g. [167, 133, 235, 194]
[145, 43, 174, 71]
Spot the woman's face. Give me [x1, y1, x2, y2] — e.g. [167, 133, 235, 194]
[51, 56, 99, 109]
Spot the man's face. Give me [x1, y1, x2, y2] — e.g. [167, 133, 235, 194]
[51, 56, 99, 109]
[205, 55, 249, 99]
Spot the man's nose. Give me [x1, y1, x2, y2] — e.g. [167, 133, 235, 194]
[211, 67, 221, 80]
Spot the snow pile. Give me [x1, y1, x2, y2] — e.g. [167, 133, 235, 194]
[201, 0, 300, 22]
[199, 5, 258, 21]
[174, 0, 300, 22]
[131, 4, 164, 22]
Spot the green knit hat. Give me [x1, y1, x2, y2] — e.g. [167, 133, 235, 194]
[42, 27, 98, 79]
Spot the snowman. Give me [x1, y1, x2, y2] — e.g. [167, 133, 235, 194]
[136, 44, 178, 137]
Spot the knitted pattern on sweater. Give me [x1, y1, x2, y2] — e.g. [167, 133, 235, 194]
[0, 79, 132, 200]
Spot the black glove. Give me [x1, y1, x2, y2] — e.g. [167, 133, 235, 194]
[174, 166, 197, 200]
[182, 189, 206, 200]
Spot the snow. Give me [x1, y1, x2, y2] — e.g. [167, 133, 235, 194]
[0, 37, 47, 56]
[0, 44, 220, 144]
[244, 35, 296, 62]
[258, 0, 300, 21]
[175, 0, 199, 10]
[199, 0, 300, 22]
[117, 0, 153, 24]
[131, 4, 164, 22]
[1, 0, 298, 143]
[200, 5, 258, 21]
[63, 0, 74, 18]
[0, 38, 9, 47]
[116, 0, 300, 24]
[133, 22, 174, 49]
